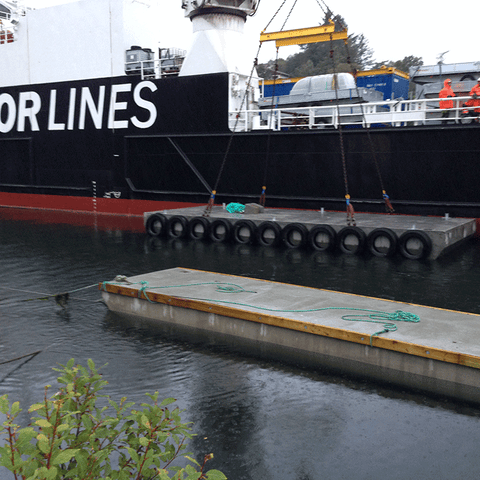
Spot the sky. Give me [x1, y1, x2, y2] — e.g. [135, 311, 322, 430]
[24, 0, 479, 68]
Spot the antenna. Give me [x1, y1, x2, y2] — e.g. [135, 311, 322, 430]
[437, 51, 449, 64]
[436, 51, 449, 83]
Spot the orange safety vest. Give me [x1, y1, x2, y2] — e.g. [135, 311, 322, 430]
[439, 79, 455, 109]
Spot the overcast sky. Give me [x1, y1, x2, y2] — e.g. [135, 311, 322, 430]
[25, 0, 479, 68]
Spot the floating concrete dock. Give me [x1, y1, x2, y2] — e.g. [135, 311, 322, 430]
[101, 267, 480, 405]
[143, 206, 476, 260]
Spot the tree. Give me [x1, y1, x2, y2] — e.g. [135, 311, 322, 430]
[258, 14, 375, 79]
[256, 58, 289, 79]
[373, 55, 424, 74]
[0, 359, 226, 480]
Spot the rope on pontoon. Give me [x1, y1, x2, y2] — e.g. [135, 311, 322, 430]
[101, 279, 420, 345]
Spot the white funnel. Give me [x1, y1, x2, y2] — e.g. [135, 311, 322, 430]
[179, 1, 258, 77]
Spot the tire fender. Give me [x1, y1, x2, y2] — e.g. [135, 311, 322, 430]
[188, 217, 210, 240]
[337, 227, 366, 255]
[209, 219, 232, 243]
[367, 228, 398, 257]
[256, 221, 282, 247]
[232, 220, 257, 244]
[282, 223, 308, 249]
[167, 215, 188, 238]
[307, 225, 337, 251]
[145, 213, 167, 237]
[398, 230, 432, 260]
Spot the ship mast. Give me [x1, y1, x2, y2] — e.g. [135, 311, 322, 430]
[179, 0, 258, 77]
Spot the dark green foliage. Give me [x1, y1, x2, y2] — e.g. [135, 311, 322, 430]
[258, 14, 374, 79]
[0, 359, 226, 480]
[373, 55, 424, 73]
[257, 13, 423, 79]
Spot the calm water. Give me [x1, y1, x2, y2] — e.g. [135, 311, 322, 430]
[1, 208, 480, 480]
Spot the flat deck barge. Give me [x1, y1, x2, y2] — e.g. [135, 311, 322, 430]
[143, 207, 476, 260]
[101, 267, 480, 405]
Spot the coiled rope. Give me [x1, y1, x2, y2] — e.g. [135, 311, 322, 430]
[101, 279, 420, 344]
[226, 203, 245, 214]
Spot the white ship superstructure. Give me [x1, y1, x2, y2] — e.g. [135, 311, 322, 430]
[0, 0, 160, 87]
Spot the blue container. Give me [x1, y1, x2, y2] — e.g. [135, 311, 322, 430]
[262, 70, 409, 101]
[262, 78, 300, 97]
[356, 68, 409, 101]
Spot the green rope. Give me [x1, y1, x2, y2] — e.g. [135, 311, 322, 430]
[226, 203, 245, 214]
[102, 280, 420, 344]
[101, 280, 256, 303]
[340, 310, 419, 345]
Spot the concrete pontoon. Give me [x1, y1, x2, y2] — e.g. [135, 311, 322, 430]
[101, 267, 480, 405]
[144, 207, 476, 260]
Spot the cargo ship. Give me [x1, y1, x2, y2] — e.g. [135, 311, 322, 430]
[1, 0, 479, 225]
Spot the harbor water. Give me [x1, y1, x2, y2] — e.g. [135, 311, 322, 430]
[1, 207, 480, 480]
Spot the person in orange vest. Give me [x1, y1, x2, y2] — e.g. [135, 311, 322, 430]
[439, 78, 456, 123]
[468, 77, 480, 122]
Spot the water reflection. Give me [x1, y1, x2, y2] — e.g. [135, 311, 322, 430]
[2, 209, 480, 480]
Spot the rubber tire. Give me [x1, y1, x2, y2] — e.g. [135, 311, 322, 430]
[167, 215, 188, 239]
[337, 227, 366, 255]
[282, 223, 308, 249]
[187, 217, 210, 241]
[307, 225, 337, 251]
[398, 230, 432, 260]
[209, 219, 232, 243]
[232, 220, 257, 244]
[367, 228, 398, 257]
[256, 221, 282, 247]
[145, 213, 167, 237]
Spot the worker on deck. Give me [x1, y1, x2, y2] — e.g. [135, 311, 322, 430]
[439, 78, 455, 123]
[468, 77, 480, 122]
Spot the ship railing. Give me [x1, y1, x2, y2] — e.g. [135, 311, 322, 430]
[124, 58, 183, 79]
[234, 95, 478, 131]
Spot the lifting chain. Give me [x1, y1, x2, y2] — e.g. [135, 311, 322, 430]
[204, 0, 294, 216]
[258, 0, 297, 207]
[343, 38, 395, 213]
[202, 41, 263, 217]
[315, 0, 394, 214]
[329, 35, 355, 226]
[259, 46, 281, 207]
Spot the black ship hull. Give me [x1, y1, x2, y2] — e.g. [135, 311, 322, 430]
[1, 73, 480, 223]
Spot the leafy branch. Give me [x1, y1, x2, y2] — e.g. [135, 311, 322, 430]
[0, 359, 226, 480]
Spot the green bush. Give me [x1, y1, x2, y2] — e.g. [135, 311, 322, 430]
[0, 359, 226, 480]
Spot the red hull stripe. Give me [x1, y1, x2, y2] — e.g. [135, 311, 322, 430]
[0, 207, 146, 232]
[0, 192, 200, 216]
[1, 192, 479, 237]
